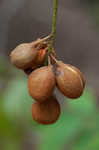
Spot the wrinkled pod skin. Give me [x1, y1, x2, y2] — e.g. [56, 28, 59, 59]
[55, 61, 86, 99]
[24, 48, 48, 75]
[31, 95, 60, 125]
[24, 48, 57, 75]
[28, 65, 56, 102]
[10, 39, 48, 70]
[23, 46, 57, 75]
[10, 42, 39, 69]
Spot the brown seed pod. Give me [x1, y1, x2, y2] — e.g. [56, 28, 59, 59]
[10, 35, 51, 70]
[55, 61, 86, 99]
[23, 45, 48, 75]
[24, 47, 56, 76]
[66, 64, 86, 88]
[10, 42, 39, 69]
[31, 95, 60, 125]
[28, 65, 56, 102]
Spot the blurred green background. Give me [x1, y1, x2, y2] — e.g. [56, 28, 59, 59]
[1, 0, 99, 150]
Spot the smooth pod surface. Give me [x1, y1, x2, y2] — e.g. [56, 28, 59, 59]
[10, 42, 39, 69]
[55, 61, 86, 99]
[31, 96, 60, 125]
[66, 64, 86, 88]
[28, 65, 56, 102]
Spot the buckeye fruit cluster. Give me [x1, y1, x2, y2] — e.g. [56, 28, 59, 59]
[10, 35, 86, 125]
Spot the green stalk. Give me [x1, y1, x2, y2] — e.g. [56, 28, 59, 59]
[44, 0, 58, 65]
[48, 0, 58, 54]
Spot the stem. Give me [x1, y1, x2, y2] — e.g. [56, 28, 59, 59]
[40, 34, 52, 42]
[50, 53, 58, 63]
[48, 56, 51, 65]
[48, 0, 58, 54]
[32, 34, 51, 45]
